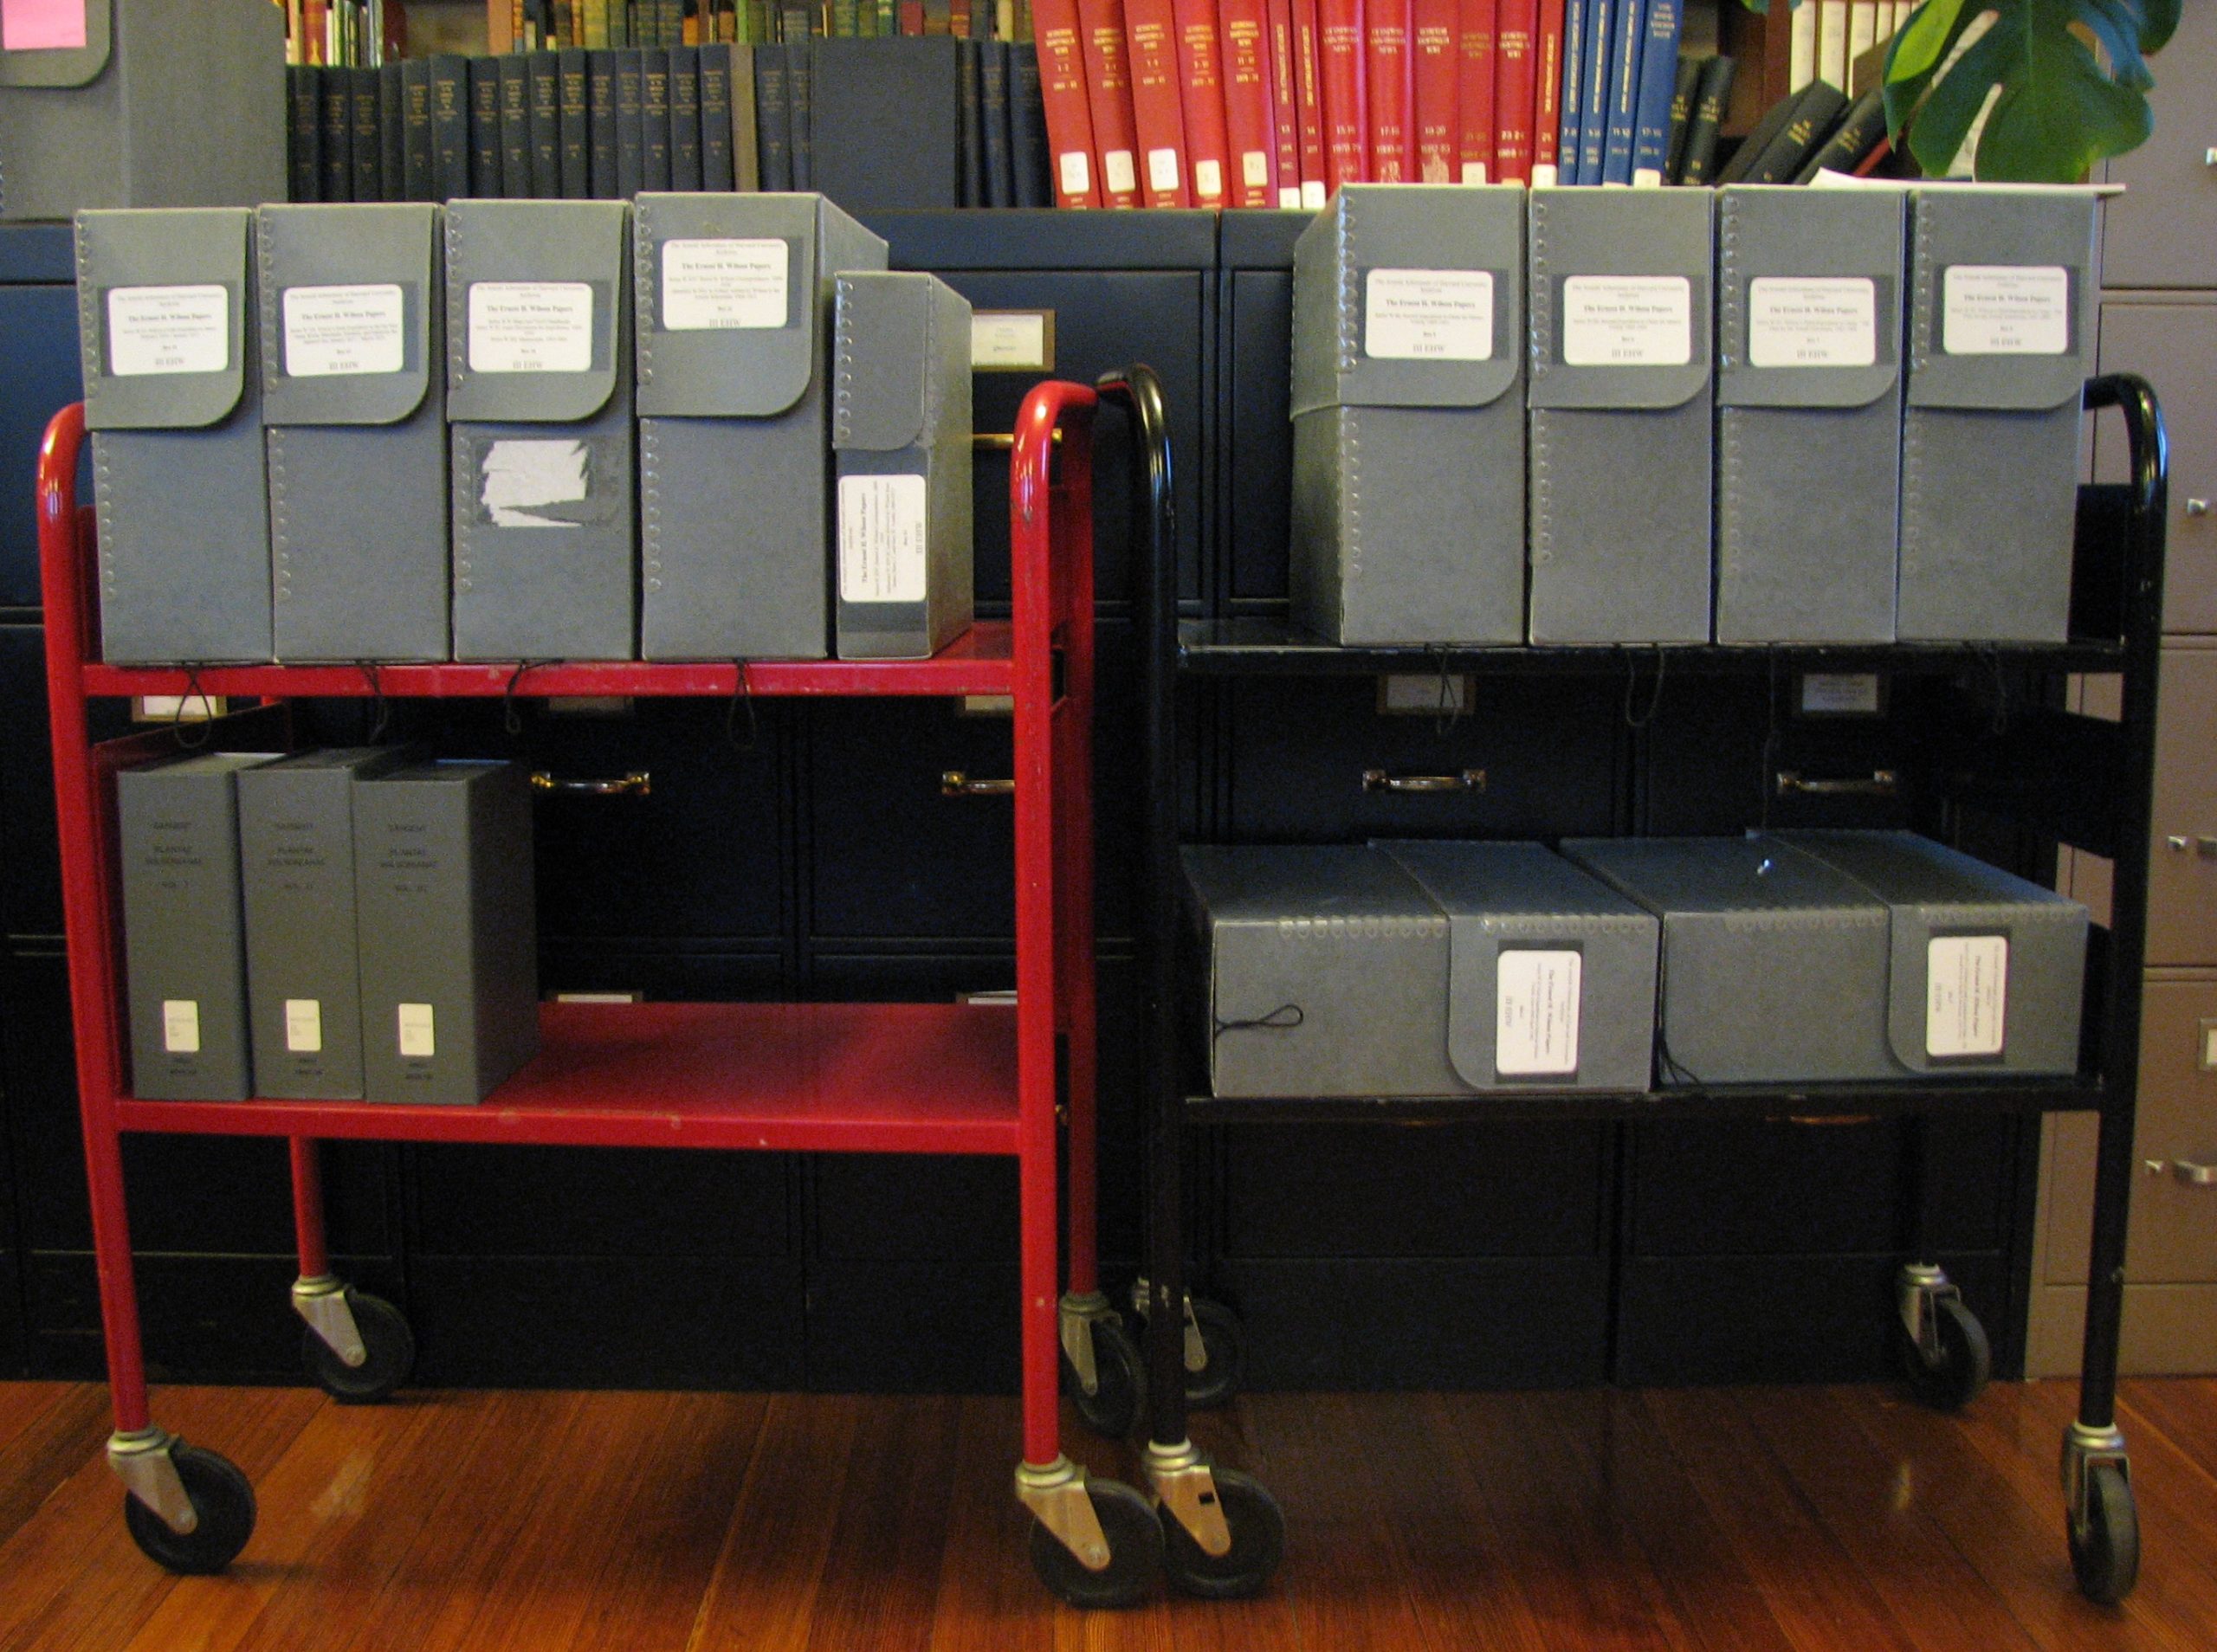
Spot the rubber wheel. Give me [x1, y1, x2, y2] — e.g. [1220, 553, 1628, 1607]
[2070, 1461, 2141, 1605]
[1160, 1468, 1286, 1599]
[121, 1443, 256, 1575]
[303, 1289, 417, 1404]
[1184, 1298, 1247, 1410]
[1898, 1294, 1992, 1412]
[1067, 1317, 1146, 1439]
[1029, 1478, 1163, 1609]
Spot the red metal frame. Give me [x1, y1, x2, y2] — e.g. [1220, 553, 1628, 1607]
[37, 383, 1099, 1480]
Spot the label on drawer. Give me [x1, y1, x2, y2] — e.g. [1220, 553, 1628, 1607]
[108, 285, 229, 377]
[1496, 950, 1581, 1078]
[398, 1002, 436, 1060]
[838, 474, 928, 603]
[1927, 935, 2007, 1058]
[161, 999, 201, 1055]
[285, 998, 324, 1055]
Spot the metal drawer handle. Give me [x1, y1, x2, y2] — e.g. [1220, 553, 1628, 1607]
[941, 771, 1016, 797]
[2173, 1158, 2217, 1188]
[530, 770, 651, 797]
[973, 430, 1062, 451]
[2186, 498, 2211, 518]
[1776, 768, 1898, 797]
[1361, 768, 1486, 794]
[2162, 835, 2217, 855]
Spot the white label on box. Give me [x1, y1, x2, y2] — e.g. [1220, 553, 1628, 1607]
[1927, 936, 2007, 1058]
[1061, 150, 1094, 197]
[1942, 265, 2070, 356]
[1104, 150, 1135, 195]
[1800, 671, 1883, 715]
[467, 281, 594, 373]
[1147, 148, 1181, 191]
[1748, 276, 1878, 369]
[661, 237, 788, 331]
[971, 312, 1050, 370]
[161, 999, 201, 1056]
[1561, 275, 1692, 367]
[284, 998, 324, 1055]
[107, 285, 229, 377]
[1496, 950, 1582, 1078]
[839, 474, 928, 603]
[1243, 151, 1270, 189]
[282, 283, 406, 378]
[1194, 159, 1224, 200]
[397, 1003, 436, 1060]
[1365, 268, 1495, 362]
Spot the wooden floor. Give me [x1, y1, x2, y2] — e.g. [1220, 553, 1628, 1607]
[0, 1378, 2214, 1649]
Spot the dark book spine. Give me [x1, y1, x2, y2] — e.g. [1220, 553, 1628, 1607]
[700, 43, 736, 188]
[432, 56, 473, 201]
[403, 59, 435, 200]
[616, 48, 648, 196]
[352, 67, 385, 203]
[1006, 42, 1050, 206]
[589, 51, 621, 196]
[782, 5, 814, 42]
[289, 66, 324, 203]
[662, 0, 684, 42]
[381, 62, 408, 201]
[730, 42, 761, 186]
[754, 44, 792, 188]
[1741, 81, 1847, 183]
[321, 68, 353, 201]
[785, 40, 812, 190]
[1662, 50, 1701, 184]
[1792, 84, 1887, 183]
[642, 48, 675, 188]
[559, 49, 593, 196]
[669, 47, 704, 189]
[1676, 51, 1734, 184]
[529, 52, 562, 196]
[499, 55, 533, 196]
[610, 0, 630, 43]
[470, 58, 505, 195]
[979, 38, 1012, 207]
[956, 39, 982, 207]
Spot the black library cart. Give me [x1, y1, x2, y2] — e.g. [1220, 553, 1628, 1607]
[1128, 371, 2170, 1606]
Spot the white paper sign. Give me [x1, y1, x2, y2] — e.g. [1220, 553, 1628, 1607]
[839, 474, 928, 603]
[1942, 265, 2070, 356]
[108, 285, 229, 377]
[1927, 936, 2007, 1058]
[661, 238, 788, 331]
[1496, 950, 1582, 1078]
[283, 283, 405, 378]
[971, 312, 1049, 370]
[1800, 672, 1883, 715]
[284, 998, 324, 1055]
[1748, 276, 1877, 369]
[161, 999, 202, 1056]
[398, 1002, 436, 1060]
[1366, 268, 1495, 362]
[1561, 275, 1692, 367]
[468, 281, 594, 373]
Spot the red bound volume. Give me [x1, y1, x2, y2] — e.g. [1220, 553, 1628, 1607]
[1365, 0, 1412, 182]
[1316, 0, 1367, 191]
[1218, 0, 1281, 206]
[1530, 0, 1563, 178]
[1170, 0, 1234, 204]
[1411, 0, 1458, 182]
[1264, 0, 1302, 204]
[1120, 0, 1192, 205]
[1075, 0, 1144, 205]
[1292, 0, 1329, 203]
[1031, 0, 1106, 205]
[1492, 0, 1535, 183]
[1457, 0, 1496, 182]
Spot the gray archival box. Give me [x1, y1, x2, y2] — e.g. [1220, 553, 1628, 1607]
[259, 203, 450, 662]
[1527, 188, 1714, 644]
[831, 270, 974, 661]
[1714, 186, 1905, 644]
[77, 207, 273, 663]
[446, 198, 637, 661]
[1289, 184, 1528, 645]
[634, 192, 889, 660]
[353, 761, 540, 1105]
[239, 747, 417, 1100]
[119, 752, 277, 1100]
[1898, 186, 2097, 642]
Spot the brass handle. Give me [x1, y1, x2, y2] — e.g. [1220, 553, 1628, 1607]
[1361, 768, 1486, 794]
[2185, 498, 2211, 518]
[2162, 835, 2217, 855]
[2172, 1158, 2217, 1188]
[941, 771, 1016, 797]
[531, 770, 651, 797]
[1776, 768, 1898, 797]
[973, 430, 1062, 451]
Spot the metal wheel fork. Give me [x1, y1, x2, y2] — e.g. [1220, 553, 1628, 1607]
[1145, 1439, 1232, 1558]
[1128, 1276, 1208, 1377]
[1059, 1290, 1119, 1397]
[108, 1427, 197, 1534]
[2063, 1421, 2131, 1525]
[1016, 1456, 1113, 1571]
[293, 1274, 368, 1368]
[1899, 1262, 1958, 1362]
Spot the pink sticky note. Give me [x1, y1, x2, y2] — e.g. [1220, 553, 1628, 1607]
[2, 0, 90, 53]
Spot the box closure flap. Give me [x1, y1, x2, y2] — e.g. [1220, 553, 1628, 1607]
[635, 193, 820, 419]
[257, 204, 436, 427]
[1527, 189, 1713, 411]
[75, 208, 250, 431]
[446, 199, 627, 423]
[1716, 186, 1902, 411]
[0, 0, 111, 87]
[832, 272, 963, 452]
[1906, 189, 2095, 412]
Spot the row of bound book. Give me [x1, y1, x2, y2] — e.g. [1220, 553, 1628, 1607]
[490, 0, 1037, 48]
[1710, 75, 1891, 187]
[286, 40, 1054, 206]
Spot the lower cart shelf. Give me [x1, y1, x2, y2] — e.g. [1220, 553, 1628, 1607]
[113, 1000, 1022, 1155]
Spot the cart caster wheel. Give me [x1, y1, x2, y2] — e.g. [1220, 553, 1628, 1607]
[1184, 1297, 1246, 1410]
[1898, 1294, 1990, 1412]
[1067, 1316, 1146, 1438]
[2070, 1462, 2140, 1605]
[121, 1444, 256, 1575]
[1160, 1468, 1284, 1599]
[1029, 1479, 1162, 1609]
[303, 1289, 416, 1404]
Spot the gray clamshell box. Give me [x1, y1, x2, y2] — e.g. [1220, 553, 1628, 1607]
[445, 198, 636, 661]
[634, 192, 889, 661]
[1714, 186, 1905, 645]
[831, 269, 974, 661]
[1288, 184, 1528, 646]
[1898, 187, 2097, 643]
[77, 207, 273, 664]
[258, 203, 450, 662]
[1527, 188, 1714, 644]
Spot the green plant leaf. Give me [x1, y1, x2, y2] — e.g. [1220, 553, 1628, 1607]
[1884, 1, 1985, 147]
[1975, 3, 2153, 180]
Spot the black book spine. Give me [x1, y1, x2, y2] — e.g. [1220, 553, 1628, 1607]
[1741, 81, 1848, 184]
[403, 59, 435, 201]
[1662, 52, 1702, 184]
[785, 41, 811, 191]
[754, 45, 792, 190]
[352, 67, 385, 203]
[1007, 43, 1050, 207]
[589, 52, 621, 197]
[1792, 84, 1888, 182]
[1677, 54, 1736, 185]
[559, 49, 592, 197]
[432, 56, 473, 202]
[289, 66, 323, 203]
[529, 52, 562, 196]
[500, 55, 533, 197]
[979, 38, 1012, 208]
[661, 0, 684, 43]
[380, 61, 408, 201]
[956, 40, 982, 208]
[669, 47, 703, 190]
[321, 68, 353, 202]
[700, 43, 736, 190]
[616, 48, 648, 197]
[470, 57, 505, 195]
[642, 48, 674, 190]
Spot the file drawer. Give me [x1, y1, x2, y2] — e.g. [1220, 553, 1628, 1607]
[2096, 300, 2217, 635]
[2099, 3, 2217, 289]
[0, 283, 81, 608]
[2147, 645, 2217, 966]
